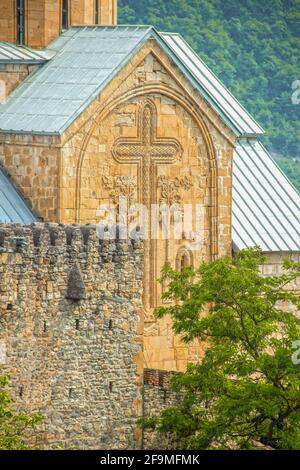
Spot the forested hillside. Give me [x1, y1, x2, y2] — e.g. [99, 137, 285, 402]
[119, 0, 300, 191]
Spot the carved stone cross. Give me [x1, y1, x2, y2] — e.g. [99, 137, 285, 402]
[112, 100, 182, 309]
[112, 100, 182, 208]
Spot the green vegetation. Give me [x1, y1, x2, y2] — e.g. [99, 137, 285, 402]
[0, 372, 42, 449]
[119, 0, 300, 190]
[277, 157, 300, 192]
[142, 249, 300, 449]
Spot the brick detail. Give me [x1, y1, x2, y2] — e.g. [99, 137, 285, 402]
[144, 368, 179, 389]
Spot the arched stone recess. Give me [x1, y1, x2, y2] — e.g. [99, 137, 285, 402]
[76, 84, 218, 270]
[175, 246, 194, 272]
[74, 85, 219, 313]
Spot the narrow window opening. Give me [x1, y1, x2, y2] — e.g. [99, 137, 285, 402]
[69, 388, 73, 398]
[62, 0, 69, 30]
[108, 319, 113, 330]
[19, 386, 24, 398]
[43, 321, 47, 333]
[95, 0, 99, 24]
[112, 0, 116, 24]
[75, 319, 80, 330]
[180, 254, 189, 272]
[109, 382, 113, 392]
[16, 0, 25, 45]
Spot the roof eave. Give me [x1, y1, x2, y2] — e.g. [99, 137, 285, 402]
[0, 60, 47, 65]
[0, 129, 61, 136]
[0, 26, 265, 138]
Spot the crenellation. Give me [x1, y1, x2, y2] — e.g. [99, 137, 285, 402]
[0, 222, 144, 449]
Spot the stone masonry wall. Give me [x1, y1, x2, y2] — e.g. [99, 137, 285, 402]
[0, 133, 61, 221]
[0, 64, 38, 101]
[0, 223, 144, 449]
[0, 0, 15, 43]
[143, 369, 182, 450]
[261, 251, 300, 316]
[0, 0, 117, 48]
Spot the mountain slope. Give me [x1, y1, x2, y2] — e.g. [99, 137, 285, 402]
[119, 0, 300, 191]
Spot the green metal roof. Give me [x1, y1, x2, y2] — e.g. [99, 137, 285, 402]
[0, 26, 152, 134]
[0, 167, 37, 223]
[0, 42, 54, 64]
[0, 25, 263, 136]
[233, 140, 300, 252]
[161, 33, 264, 136]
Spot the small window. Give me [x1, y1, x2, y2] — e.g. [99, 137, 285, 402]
[180, 253, 190, 272]
[176, 247, 194, 272]
[95, 0, 99, 24]
[16, 0, 25, 45]
[62, 0, 69, 29]
[112, 0, 116, 24]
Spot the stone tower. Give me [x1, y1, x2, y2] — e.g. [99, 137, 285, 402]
[0, 0, 117, 48]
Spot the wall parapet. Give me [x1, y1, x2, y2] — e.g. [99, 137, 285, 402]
[0, 222, 144, 449]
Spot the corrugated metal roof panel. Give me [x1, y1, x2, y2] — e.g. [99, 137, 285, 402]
[0, 168, 37, 224]
[0, 25, 263, 136]
[0, 42, 54, 63]
[0, 26, 152, 134]
[233, 140, 300, 252]
[160, 33, 264, 136]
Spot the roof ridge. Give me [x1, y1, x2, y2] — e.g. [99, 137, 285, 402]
[0, 26, 268, 137]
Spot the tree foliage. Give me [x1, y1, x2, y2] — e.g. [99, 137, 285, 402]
[0, 373, 42, 449]
[119, 0, 300, 188]
[276, 157, 300, 192]
[142, 248, 300, 449]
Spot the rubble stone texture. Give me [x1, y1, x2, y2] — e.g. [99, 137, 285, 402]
[0, 223, 144, 449]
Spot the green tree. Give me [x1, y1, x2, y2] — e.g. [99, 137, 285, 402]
[0, 373, 42, 449]
[142, 248, 300, 449]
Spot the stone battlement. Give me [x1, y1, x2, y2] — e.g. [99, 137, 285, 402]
[0, 222, 142, 254]
[0, 223, 144, 449]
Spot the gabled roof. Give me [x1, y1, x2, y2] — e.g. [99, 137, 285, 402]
[0, 25, 263, 136]
[161, 33, 264, 136]
[0, 167, 37, 224]
[233, 140, 300, 252]
[0, 26, 152, 134]
[0, 42, 53, 64]
[0, 27, 298, 253]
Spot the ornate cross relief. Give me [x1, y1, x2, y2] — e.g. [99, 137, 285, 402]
[112, 99, 183, 311]
[102, 175, 137, 206]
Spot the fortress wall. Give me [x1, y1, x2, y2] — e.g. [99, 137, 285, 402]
[0, 223, 144, 449]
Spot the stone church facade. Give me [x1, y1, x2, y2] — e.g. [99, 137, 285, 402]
[0, 0, 299, 449]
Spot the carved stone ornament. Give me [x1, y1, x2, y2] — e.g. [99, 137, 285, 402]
[157, 175, 193, 205]
[102, 175, 137, 206]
